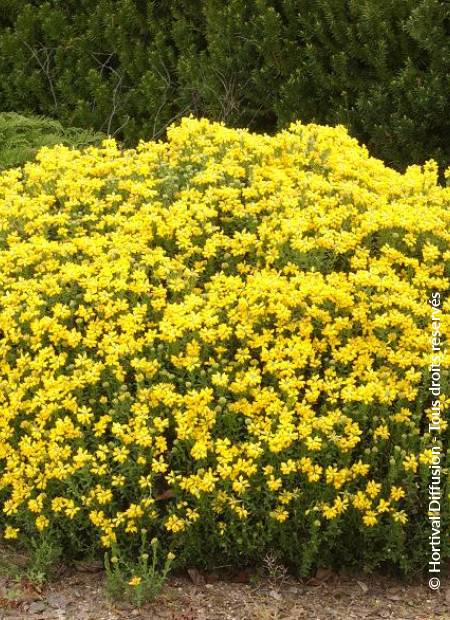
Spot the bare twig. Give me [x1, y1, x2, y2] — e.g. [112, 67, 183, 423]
[90, 51, 116, 79]
[152, 103, 193, 140]
[112, 115, 130, 138]
[22, 41, 58, 110]
[106, 72, 124, 136]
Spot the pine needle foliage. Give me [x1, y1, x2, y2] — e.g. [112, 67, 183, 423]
[0, 2, 449, 167]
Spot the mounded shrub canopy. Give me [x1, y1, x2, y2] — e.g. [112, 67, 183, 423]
[0, 118, 449, 574]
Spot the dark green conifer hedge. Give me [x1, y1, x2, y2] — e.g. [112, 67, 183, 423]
[1, 1, 449, 172]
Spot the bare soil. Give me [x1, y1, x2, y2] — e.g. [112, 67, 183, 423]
[1, 562, 449, 620]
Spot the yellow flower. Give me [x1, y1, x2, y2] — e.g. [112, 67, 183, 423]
[419, 450, 434, 465]
[362, 511, 378, 527]
[269, 508, 289, 522]
[376, 499, 390, 514]
[164, 514, 186, 533]
[352, 491, 371, 511]
[128, 576, 142, 587]
[4, 526, 19, 539]
[403, 454, 418, 473]
[373, 425, 390, 441]
[389, 486, 405, 501]
[35, 515, 50, 531]
[392, 511, 408, 524]
[322, 504, 338, 520]
[267, 476, 282, 492]
[366, 481, 382, 499]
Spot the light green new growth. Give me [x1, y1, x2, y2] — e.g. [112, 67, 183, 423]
[0, 112, 104, 170]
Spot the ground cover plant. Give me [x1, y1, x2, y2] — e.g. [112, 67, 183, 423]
[0, 118, 449, 591]
[0, 112, 104, 171]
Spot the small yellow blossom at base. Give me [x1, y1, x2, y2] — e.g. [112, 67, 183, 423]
[128, 576, 142, 587]
[4, 526, 19, 539]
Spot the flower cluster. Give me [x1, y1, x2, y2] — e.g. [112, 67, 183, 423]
[0, 118, 448, 573]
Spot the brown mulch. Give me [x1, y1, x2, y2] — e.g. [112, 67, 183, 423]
[0, 563, 449, 620]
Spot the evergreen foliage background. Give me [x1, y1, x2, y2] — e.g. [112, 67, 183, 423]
[0, 0, 449, 171]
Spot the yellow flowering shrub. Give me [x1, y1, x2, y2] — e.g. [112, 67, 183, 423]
[0, 117, 449, 574]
